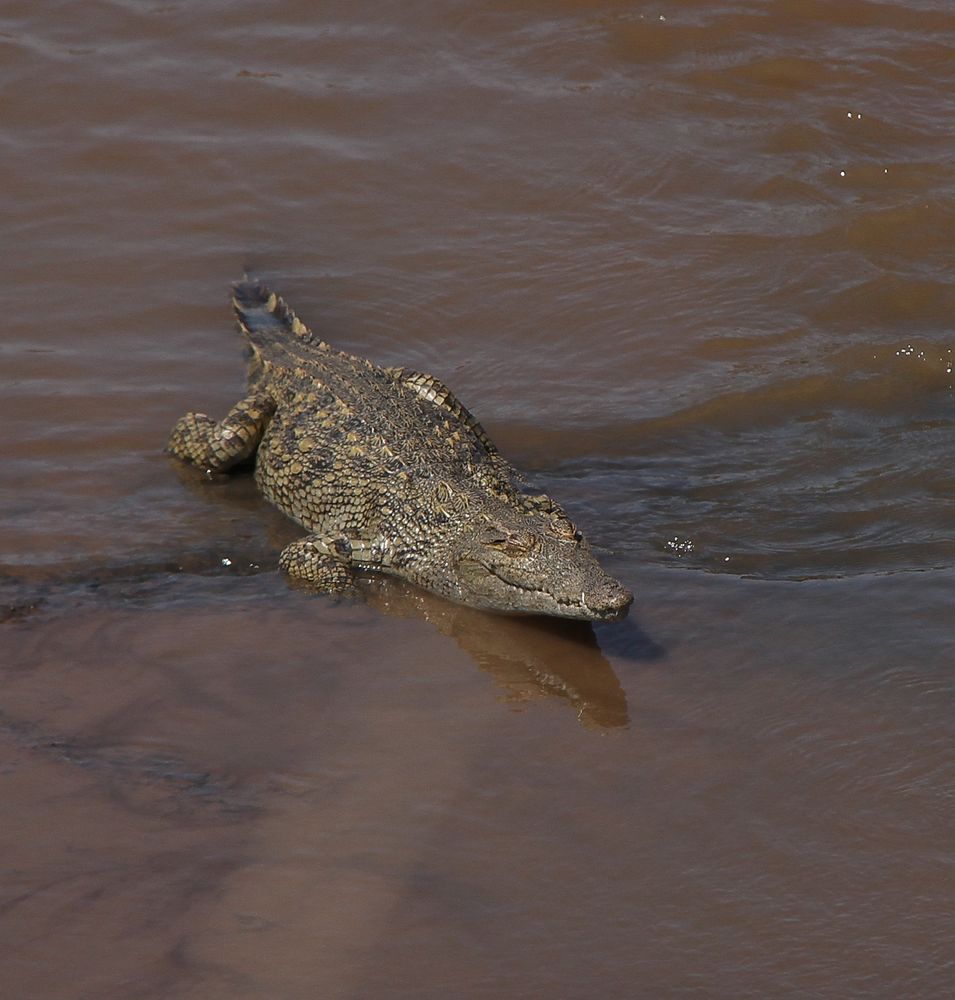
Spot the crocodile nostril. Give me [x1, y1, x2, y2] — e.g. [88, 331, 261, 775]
[588, 581, 633, 618]
[613, 588, 633, 611]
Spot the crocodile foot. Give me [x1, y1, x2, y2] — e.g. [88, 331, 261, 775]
[279, 535, 357, 593]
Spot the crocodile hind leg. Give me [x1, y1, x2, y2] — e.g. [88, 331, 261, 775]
[168, 393, 275, 472]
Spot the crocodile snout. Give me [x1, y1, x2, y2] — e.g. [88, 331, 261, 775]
[586, 578, 633, 621]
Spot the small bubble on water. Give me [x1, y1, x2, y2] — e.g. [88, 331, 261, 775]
[896, 344, 926, 361]
[839, 170, 846, 177]
[221, 557, 232, 566]
[665, 536, 695, 556]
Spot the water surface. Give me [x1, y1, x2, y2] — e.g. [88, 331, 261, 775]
[2, 2, 954, 997]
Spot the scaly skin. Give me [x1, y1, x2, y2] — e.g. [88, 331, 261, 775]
[167, 281, 632, 622]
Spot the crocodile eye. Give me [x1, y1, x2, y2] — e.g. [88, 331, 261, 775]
[482, 526, 537, 555]
[506, 534, 540, 555]
[502, 533, 537, 555]
[573, 529, 583, 542]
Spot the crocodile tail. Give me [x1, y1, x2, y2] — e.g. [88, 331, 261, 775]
[231, 279, 330, 355]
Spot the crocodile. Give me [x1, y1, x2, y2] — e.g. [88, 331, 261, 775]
[167, 281, 632, 622]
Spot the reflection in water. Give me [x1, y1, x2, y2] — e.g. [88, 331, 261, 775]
[165, 442, 646, 730]
[2, 542, 658, 730]
[142, 459, 652, 729]
[355, 577, 646, 729]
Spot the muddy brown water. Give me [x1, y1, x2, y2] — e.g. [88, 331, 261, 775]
[2, 2, 954, 998]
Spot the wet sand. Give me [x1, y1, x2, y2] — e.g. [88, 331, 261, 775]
[2, 1, 954, 997]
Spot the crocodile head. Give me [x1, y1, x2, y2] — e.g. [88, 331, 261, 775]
[445, 511, 633, 622]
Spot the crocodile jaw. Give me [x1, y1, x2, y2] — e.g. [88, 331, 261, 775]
[449, 548, 633, 622]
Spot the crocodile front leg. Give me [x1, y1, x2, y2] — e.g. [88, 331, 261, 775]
[279, 533, 391, 593]
[168, 393, 275, 472]
[279, 534, 357, 592]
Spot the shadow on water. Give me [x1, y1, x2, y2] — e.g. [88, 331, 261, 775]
[0, 710, 256, 820]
